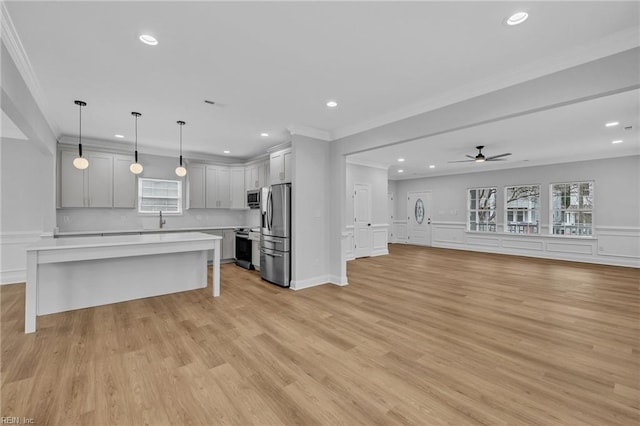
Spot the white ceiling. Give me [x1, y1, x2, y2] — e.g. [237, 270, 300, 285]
[4, 1, 640, 166]
[351, 88, 640, 179]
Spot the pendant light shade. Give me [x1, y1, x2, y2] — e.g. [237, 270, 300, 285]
[129, 112, 143, 174]
[175, 120, 187, 177]
[72, 100, 89, 170]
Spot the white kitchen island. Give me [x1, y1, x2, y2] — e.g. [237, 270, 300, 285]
[25, 232, 221, 333]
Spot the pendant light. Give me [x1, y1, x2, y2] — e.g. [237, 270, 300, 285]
[175, 120, 187, 177]
[129, 112, 143, 174]
[72, 100, 89, 169]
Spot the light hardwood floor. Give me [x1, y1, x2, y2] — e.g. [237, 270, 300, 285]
[1, 244, 639, 425]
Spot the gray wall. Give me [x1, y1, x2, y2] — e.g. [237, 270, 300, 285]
[1, 41, 57, 283]
[394, 155, 640, 229]
[291, 134, 331, 288]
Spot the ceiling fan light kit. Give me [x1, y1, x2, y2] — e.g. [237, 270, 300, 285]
[448, 145, 512, 164]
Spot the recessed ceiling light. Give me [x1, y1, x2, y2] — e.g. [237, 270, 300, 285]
[223, 150, 231, 154]
[260, 132, 269, 137]
[429, 165, 435, 169]
[397, 158, 405, 162]
[506, 11, 528, 26]
[605, 121, 619, 127]
[114, 134, 124, 138]
[611, 140, 623, 144]
[139, 35, 158, 46]
[326, 100, 338, 108]
[398, 169, 404, 173]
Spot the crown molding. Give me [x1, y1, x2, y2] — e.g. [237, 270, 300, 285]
[266, 141, 292, 154]
[346, 158, 388, 170]
[0, 2, 59, 137]
[57, 135, 245, 165]
[287, 124, 332, 141]
[333, 27, 640, 141]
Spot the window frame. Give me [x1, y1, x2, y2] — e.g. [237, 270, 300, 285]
[467, 186, 497, 233]
[504, 184, 541, 235]
[137, 177, 183, 215]
[549, 181, 594, 237]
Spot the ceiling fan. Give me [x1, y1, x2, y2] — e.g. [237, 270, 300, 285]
[448, 145, 512, 163]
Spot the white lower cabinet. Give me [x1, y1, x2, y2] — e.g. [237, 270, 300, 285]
[205, 229, 235, 261]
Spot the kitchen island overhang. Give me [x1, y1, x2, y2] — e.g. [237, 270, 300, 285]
[24, 232, 221, 333]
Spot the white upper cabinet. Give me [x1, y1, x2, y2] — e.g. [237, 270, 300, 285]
[245, 159, 269, 191]
[205, 165, 231, 208]
[270, 148, 292, 184]
[87, 152, 113, 207]
[188, 164, 206, 208]
[59, 148, 118, 208]
[230, 167, 245, 209]
[112, 154, 136, 208]
[60, 150, 86, 207]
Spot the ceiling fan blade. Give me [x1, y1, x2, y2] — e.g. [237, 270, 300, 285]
[485, 152, 511, 160]
[465, 155, 476, 160]
[448, 159, 475, 163]
[486, 158, 507, 161]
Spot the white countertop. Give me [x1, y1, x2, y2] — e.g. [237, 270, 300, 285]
[55, 225, 251, 237]
[28, 232, 221, 251]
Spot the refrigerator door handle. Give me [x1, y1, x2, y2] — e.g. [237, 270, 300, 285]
[260, 249, 283, 258]
[268, 190, 274, 230]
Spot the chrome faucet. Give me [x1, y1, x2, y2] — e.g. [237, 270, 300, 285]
[159, 210, 166, 229]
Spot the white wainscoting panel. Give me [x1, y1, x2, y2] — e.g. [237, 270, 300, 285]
[432, 222, 465, 245]
[596, 227, 640, 259]
[343, 227, 355, 261]
[427, 222, 639, 268]
[371, 224, 389, 257]
[1, 231, 43, 284]
[501, 238, 544, 251]
[392, 221, 407, 243]
[467, 236, 500, 247]
[546, 241, 594, 255]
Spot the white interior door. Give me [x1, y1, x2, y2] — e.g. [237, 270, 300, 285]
[354, 183, 372, 258]
[407, 192, 432, 246]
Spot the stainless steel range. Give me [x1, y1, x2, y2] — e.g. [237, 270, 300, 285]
[235, 228, 252, 270]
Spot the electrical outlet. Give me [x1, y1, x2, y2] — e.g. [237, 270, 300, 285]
[64, 216, 70, 222]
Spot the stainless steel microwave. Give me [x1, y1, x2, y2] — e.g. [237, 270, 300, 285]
[247, 189, 261, 209]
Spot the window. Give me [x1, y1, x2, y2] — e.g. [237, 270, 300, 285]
[468, 187, 497, 232]
[505, 185, 540, 234]
[550, 182, 593, 236]
[138, 178, 182, 214]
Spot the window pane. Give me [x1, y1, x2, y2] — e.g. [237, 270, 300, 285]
[138, 178, 182, 214]
[550, 182, 593, 237]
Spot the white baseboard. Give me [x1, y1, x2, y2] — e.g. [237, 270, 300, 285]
[0, 269, 26, 285]
[371, 248, 389, 257]
[290, 275, 331, 290]
[329, 275, 348, 286]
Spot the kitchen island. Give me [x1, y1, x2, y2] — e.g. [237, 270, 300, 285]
[25, 232, 221, 333]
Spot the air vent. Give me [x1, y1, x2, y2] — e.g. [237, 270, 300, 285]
[204, 100, 216, 105]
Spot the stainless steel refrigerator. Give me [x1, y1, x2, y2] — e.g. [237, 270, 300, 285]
[260, 183, 291, 287]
